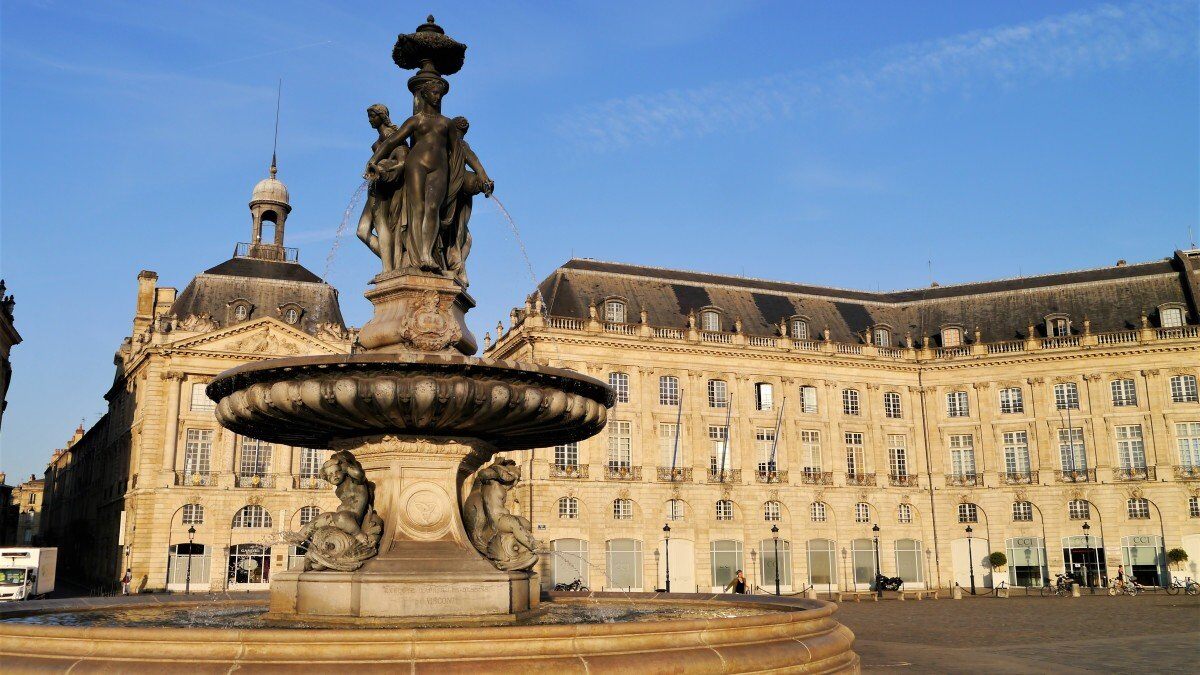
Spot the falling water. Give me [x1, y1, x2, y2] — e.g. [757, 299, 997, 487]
[323, 180, 370, 281]
[542, 550, 638, 601]
[488, 194, 538, 287]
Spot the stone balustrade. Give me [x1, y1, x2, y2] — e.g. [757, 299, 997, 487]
[549, 462, 588, 479]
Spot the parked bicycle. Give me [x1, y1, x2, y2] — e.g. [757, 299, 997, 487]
[1107, 578, 1139, 596]
[553, 578, 590, 592]
[1040, 574, 1074, 597]
[1164, 576, 1200, 596]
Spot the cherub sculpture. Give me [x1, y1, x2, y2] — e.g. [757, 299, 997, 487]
[462, 458, 540, 571]
[287, 450, 383, 571]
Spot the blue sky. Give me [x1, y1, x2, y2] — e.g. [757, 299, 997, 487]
[1, 1, 1196, 481]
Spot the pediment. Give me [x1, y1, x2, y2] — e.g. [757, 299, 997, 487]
[167, 318, 341, 357]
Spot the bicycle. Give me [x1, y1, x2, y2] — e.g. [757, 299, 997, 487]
[553, 578, 590, 592]
[1164, 576, 1200, 596]
[1040, 574, 1074, 597]
[1107, 579, 1138, 596]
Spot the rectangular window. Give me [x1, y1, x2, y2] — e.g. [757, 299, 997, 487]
[1115, 425, 1146, 469]
[658, 423, 682, 468]
[1127, 499, 1150, 519]
[801, 430, 821, 472]
[239, 438, 272, 476]
[1171, 375, 1199, 403]
[949, 435, 976, 477]
[791, 319, 809, 340]
[613, 499, 633, 520]
[1058, 428, 1087, 472]
[1068, 500, 1090, 520]
[183, 429, 213, 475]
[1110, 379, 1137, 407]
[845, 432, 864, 477]
[659, 376, 680, 406]
[1161, 307, 1184, 327]
[946, 391, 969, 417]
[883, 392, 902, 419]
[298, 448, 325, 478]
[708, 379, 728, 408]
[1177, 422, 1200, 467]
[958, 503, 978, 523]
[1002, 431, 1031, 474]
[190, 383, 214, 412]
[609, 372, 630, 404]
[607, 421, 632, 468]
[755, 383, 774, 411]
[709, 425, 731, 472]
[843, 389, 860, 416]
[800, 386, 818, 414]
[554, 442, 579, 468]
[1013, 502, 1033, 521]
[603, 300, 626, 324]
[1054, 383, 1080, 410]
[887, 434, 908, 477]
[874, 328, 891, 348]
[715, 501, 734, 521]
[999, 387, 1024, 414]
[756, 428, 777, 472]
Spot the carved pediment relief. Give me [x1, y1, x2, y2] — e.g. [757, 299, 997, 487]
[168, 318, 340, 357]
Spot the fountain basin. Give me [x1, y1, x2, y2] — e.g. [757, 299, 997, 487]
[0, 592, 858, 673]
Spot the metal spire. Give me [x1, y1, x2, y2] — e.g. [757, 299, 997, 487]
[270, 78, 281, 178]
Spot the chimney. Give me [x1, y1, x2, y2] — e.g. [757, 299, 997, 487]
[133, 270, 159, 336]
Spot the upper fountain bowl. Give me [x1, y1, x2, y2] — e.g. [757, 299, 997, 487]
[207, 353, 613, 450]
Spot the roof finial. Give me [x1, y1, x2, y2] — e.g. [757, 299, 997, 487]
[270, 78, 282, 178]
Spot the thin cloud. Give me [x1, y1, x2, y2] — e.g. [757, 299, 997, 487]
[557, 0, 1197, 150]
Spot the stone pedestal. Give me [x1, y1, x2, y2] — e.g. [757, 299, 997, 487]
[269, 435, 538, 624]
[357, 272, 477, 355]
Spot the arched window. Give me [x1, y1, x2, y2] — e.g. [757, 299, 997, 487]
[181, 503, 204, 525]
[957, 503, 978, 524]
[608, 372, 630, 403]
[1047, 315, 1071, 337]
[854, 502, 871, 523]
[1068, 499, 1090, 520]
[790, 318, 809, 340]
[298, 506, 320, 526]
[707, 379, 728, 408]
[666, 499, 685, 521]
[763, 500, 781, 522]
[716, 499, 735, 521]
[603, 299, 627, 324]
[1127, 498, 1150, 519]
[613, 498, 633, 520]
[842, 389, 860, 416]
[873, 327, 891, 348]
[810, 502, 828, 522]
[897, 503, 913, 524]
[232, 505, 271, 529]
[883, 392, 902, 418]
[1012, 501, 1033, 522]
[700, 310, 721, 332]
[710, 539, 743, 588]
[559, 497, 579, 519]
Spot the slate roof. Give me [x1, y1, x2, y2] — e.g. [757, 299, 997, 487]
[535, 251, 1200, 345]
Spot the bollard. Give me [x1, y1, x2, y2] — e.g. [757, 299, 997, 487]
[1070, 584, 1081, 598]
[952, 585, 963, 600]
[805, 587, 817, 600]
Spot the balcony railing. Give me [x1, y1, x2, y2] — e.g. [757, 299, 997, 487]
[550, 463, 588, 479]
[604, 464, 642, 481]
[799, 470, 833, 485]
[1056, 469, 1096, 483]
[293, 475, 327, 490]
[707, 468, 742, 483]
[756, 469, 788, 484]
[1113, 466, 1156, 482]
[935, 346, 972, 359]
[701, 331, 733, 344]
[1158, 326, 1199, 339]
[845, 472, 876, 487]
[1097, 330, 1137, 345]
[889, 474, 918, 487]
[945, 473, 981, 487]
[603, 322, 637, 335]
[1002, 470, 1039, 485]
[175, 471, 214, 487]
[546, 316, 584, 330]
[1041, 335, 1081, 349]
[654, 327, 686, 340]
[657, 467, 693, 482]
[1174, 465, 1200, 480]
[235, 474, 275, 488]
[987, 340, 1026, 354]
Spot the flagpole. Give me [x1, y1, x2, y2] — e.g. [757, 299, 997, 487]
[670, 387, 683, 479]
[768, 397, 786, 478]
[720, 388, 733, 482]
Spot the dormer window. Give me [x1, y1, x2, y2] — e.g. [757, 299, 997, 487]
[790, 317, 809, 340]
[700, 310, 721, 332]
[1046, 314, 1071, 337]
[1159, 304, 1185, 328]
[942, 326, 963, 347]
[229, 300, 253, 323]
[279, 303, 304, 326]
[603, 299, 627, 324]
[873, 326, 891, 348]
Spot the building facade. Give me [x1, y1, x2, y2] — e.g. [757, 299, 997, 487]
[485, 253, 1200, 593]
[39, 168, 344, 592]
[9, 474, 45, 546]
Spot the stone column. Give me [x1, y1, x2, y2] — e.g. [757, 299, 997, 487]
[161, 371, 185, 474]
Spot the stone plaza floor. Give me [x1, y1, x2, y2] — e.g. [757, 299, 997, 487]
[834, 592, 1200, 673]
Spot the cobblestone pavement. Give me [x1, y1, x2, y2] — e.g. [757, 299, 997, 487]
[834, 593, 1200, 673]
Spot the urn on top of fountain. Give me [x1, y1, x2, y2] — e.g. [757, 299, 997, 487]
[354, 14, 492, 355]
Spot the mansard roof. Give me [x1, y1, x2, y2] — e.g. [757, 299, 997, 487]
[536, 251, 1199, 343]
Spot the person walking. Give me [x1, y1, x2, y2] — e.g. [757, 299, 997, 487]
[120, 568, 132, 596]
[1114, 564, 1126, 591]
[724, 569, 748, 594]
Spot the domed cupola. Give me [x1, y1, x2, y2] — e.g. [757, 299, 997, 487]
[248, 160, 291, 260]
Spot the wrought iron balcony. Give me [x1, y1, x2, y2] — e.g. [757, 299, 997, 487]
[845, 472, 877, 487]
[549, 463, 588, 479]
[889, 474, 918, 487]
[799, 470, 833, 485]
[945, 473, 981, 487]
[1055, 469, 1096, 483]
[235, 473, 275, 488]
[175, 471, 214, 487]
[707, 468, 742, 483]
[604, 464, 641, 481]
[756, 469, 788, 484]
[657, 467, 692, 482]
[1174, 465, 1200, 480]
[1113, 466, 1156, 482]
[1002, 470, 1039, 485]
[293, 475, 327, 490]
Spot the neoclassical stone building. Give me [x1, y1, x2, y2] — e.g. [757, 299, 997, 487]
[39, 167, 346, 592]
[485, 253, 1200, 593]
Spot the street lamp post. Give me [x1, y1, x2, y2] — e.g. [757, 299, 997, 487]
[966, 525, 976, 596]
[771, 524, 781, 596]
[872, 524, 882, 596]
[663, 524, 671, 593]
[841, 548, 848, 592]
[1081, 521, 1092, 589]
[184, 525, 196, 595]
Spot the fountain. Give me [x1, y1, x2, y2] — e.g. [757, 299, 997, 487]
[0, 16, 858, 671]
